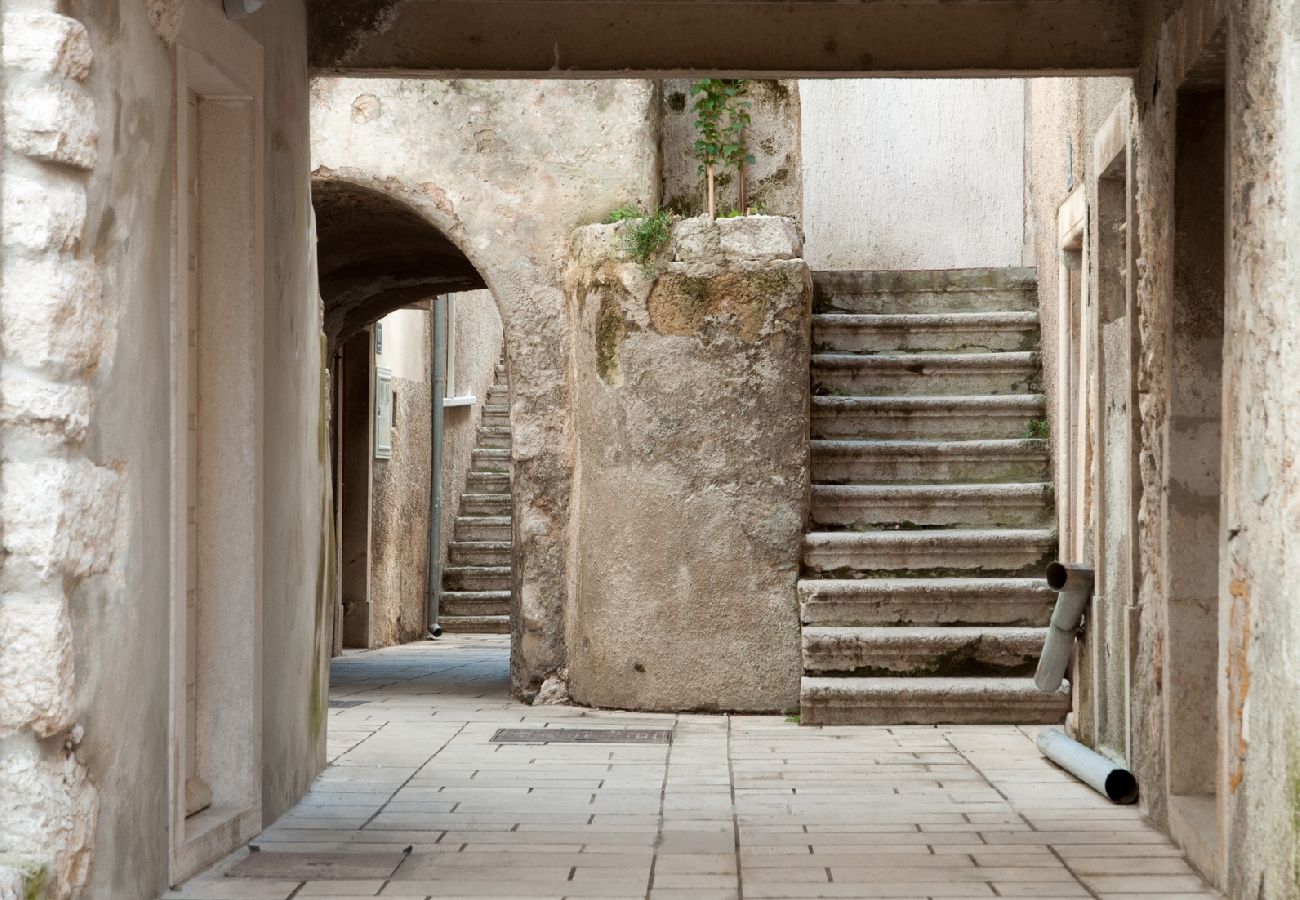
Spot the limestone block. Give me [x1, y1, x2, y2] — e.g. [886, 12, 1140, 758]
[717, 214, 802, 260]
[0, 259, 105, 378]
[0, 377, 90, 444]
[669, 216, 721, 260]
[1, 459, 124, 581]
[1, 14, 92, 80]
[4, 83, 98, 170]
[0, 738, 96, 897]
[144, 0, 184, 46]
[0, 592, 74, 737]
[1, 176, 85, 253]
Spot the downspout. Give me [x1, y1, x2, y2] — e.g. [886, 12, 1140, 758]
[1034, 561, 1094, 692]
[223, 0, 267, 18]
[425, 297, 447, 638]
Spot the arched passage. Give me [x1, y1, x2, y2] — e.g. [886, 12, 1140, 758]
[312, 178, 512, 651]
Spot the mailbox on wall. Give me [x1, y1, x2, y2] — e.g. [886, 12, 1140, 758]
[374, 367, 393, 460]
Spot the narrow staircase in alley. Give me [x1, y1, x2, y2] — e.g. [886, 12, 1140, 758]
[440, 358, 513, 634]
[800, 269, 1068, 725]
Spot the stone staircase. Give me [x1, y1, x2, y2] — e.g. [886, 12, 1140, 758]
[440, 359, 512, 634]
[800, 268, 1068, 726]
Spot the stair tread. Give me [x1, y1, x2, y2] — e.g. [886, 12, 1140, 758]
[799, 576, 1053, 594]
[806, 528, 1055, 544]
[813, 394, 1045, 410]
[814, 311, 1039, 327]
[442, 564, 511, 573]
[814, 351, 1039, 368]
[812, 438, 1046, 455]
[803, 625, 1049, 639]
[814, 482, 1050, 497]
[455, 515, 512, 524]
[813, 268, 1037, 290]
[441, 590, 511, 599]
[801, 675, 1063, 696]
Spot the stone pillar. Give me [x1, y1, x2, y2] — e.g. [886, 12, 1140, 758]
[564, 216, 810, 712]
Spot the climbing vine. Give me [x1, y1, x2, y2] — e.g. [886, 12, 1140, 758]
[690, 79, 755, 219]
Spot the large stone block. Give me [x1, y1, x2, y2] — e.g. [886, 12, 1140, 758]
[0, 259, 105, 378]
[4, 83, 98, 169]
[1, 459, 124, 581]
[565, 216, 810, 712]
[0, 378, 90, 445]
[0, 737, 97, 897]
[0, 591, 74, 737]
[1, 13, 92, 80]
[1, 176, 85, 253]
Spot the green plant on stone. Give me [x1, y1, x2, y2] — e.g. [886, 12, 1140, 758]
[1025, 418, 1050, 440]
[604, 203, 644, 224]
[619, 207, 673, 271]
[690, 79, 755, 219]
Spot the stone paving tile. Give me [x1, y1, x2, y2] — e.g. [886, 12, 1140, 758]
[176, 635, 1224, 900]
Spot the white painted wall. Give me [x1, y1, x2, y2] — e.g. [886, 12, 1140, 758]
[375, 307, 428, 382]
[800, 80, 1027, 271]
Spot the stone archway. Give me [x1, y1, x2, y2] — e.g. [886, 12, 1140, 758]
[311, 169, 576, 697]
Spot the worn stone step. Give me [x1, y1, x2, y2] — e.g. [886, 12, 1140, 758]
[802, 626, 1047, 678]
[802, 528, 1057, 578]
[442, 565, 511, 592]
[439, 614, 510, 634]
[439, 590, 511, 618]
[812, 483, 1054, 529]
[460, 492, 512, 516]
[471, 448, 511, 473]
[466, 471, 511, 494]
[813, 352, 1041, 397]
[800, 676, 1068, 726]
[813, 268, 1038, 315]
[811, 394, 1046, 440]
[811, 439, 1049, 484]
[448, 540, 512, 566]
[813, 312, 1040, 354]
[477, 425, 513, 449]
[454, 515, 512, 542]
[799, 577, 1055, 627]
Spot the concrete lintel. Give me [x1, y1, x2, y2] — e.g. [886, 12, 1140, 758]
[310, 0, 1140, 77]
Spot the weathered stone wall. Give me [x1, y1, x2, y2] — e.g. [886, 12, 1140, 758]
[1025, 0, 1300, 894]
[659, 80, 802, 219]
[1, 1, 326, 896]
[565, 217, 810, 711]
[801, 80, 1029, 271]
[311, 78, 659, 697]
[370, 309, 433, 646]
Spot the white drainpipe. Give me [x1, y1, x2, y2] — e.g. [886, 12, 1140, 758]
[223, 0, 267, 19]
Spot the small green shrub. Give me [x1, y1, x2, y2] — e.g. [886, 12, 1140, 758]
[1026, 418, 1050, 440]
[620, 208, 673, 270]
[604, 203, 644, 224]
[785, 713, 801, 724]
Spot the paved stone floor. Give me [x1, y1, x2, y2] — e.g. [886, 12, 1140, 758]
[169, 635, 1221, 900]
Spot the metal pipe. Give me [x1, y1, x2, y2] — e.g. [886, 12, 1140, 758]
[1037, 728, 1138, 804]
[222, 0, 267, 19]
[425, 297, 448, 639]
[1034, 561, 1095, 692]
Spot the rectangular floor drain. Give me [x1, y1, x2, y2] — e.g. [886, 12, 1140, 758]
[328, 699, 367, 709]
[491, 728, 672, 745]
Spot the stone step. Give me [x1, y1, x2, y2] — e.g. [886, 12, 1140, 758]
[448, 540, 512, 566]
[440, 590, 511, 618]
[471, 448, 511, 473]
[439, 614, 510, 634]
[802, 528, 1057, 578]
[477, 425, 513, 449]
[813, 312, 1040, 354]
[460, 492, 512, 516]
[802, 626, 1047, 678]
[813, 268, 1038, 315]
[800, 676, 1068, 726]
[813, 352, 1041, 397]
[811, 483, 1054, 530]
[466, 471, 511, 494]
[799, 577, 1055, 627]
[811, 394, 1046, 440]
[442, 565, 511, 592]
[454, 515, 512, 542]
[811, 439, 1049, 484]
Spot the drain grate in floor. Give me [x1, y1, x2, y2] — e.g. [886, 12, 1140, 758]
[328, 699, 367, 709]
[491, 727, 672, 745]
[227, 849, 406, 879]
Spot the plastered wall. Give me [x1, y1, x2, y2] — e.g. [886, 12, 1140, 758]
[0, 1, 329, 896]
[800, 79, 1028, 271]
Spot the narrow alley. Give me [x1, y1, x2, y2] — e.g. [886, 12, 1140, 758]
[166, 637, 1219, 900]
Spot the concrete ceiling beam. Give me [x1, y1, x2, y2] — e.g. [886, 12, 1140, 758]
[309, 0, 1140, 78]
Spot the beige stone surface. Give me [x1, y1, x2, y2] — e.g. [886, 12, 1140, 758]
[170, 637, 1221, 900]
[565, 217, 810, 711]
